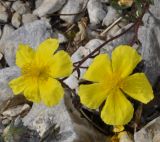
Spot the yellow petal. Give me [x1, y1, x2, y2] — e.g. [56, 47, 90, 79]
[79, 83, 108, 109]
[48, 50, 73, 78]
[23, 77, 40, 103]
[36, 38, 59, 58]
[112, 45, 141, 79]
[16, 44, 35, 68]
[39, 78, 64, 107]
[121, 73, 154, 104]
[83, 54, 112, 82]
[101, 89, 134, 125]
[9, 76, 25, 95]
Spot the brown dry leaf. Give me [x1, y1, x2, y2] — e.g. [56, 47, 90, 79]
[74, 17, 88, 44]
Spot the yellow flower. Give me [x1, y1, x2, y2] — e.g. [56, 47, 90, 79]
[78, 45, 154, 125]
[9, 38, 73, 107]
[118, 0, 133, 7]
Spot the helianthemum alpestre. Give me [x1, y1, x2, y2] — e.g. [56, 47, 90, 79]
[78, 45, 154, 125]
[9, 38, 73, 107]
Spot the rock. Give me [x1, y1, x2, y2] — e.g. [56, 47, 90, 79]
[3, 117, 40, 142]
[109, 23, 135, 47]
[101, 0, 109, 3]
[0, 24, 15, 43]
[5, 1, 12, 7]
[22, 13, 38, 24]
[150, 0, 160, 20]
[60, 0, 87, 23]
[87, 0, 107, 25]
[0, 28, 2, 39]
[33, 0, 66, 17]
[0, 52, 3, 60]
[0, 20, 56, 66]
[102, 6, 120, 27]
[2, 104, 30, 117]
[11, 12, 21, 28]
[57, 32, 68, 43]
[0, 66, 20, 106]
[2, 119, 11, 126]
[138, 0, 160, 85]
[23, 91, 106, 141]
[0, 11, 8, 23]
[134, 116, 160, 142]
[35, 0, 44, 8]
[0, 3, 6, 12]
[65, 39, 113, 89]
[0, 117, 4, 133]
[12, 1, 31, 14]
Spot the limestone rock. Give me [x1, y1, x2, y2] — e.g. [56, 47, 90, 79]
[87, 0, 107, 25]
[109, 23, 135, 47]
[65, 39, 113, 89]
[60, 0, 87, 23]
[11, 12, 21, 28]
[22, 13, 38, 24]
[0, 3, 6, 12]
[12, 0, 31, 14]
[0, 11, 8, 23]
[34, 0, 66, 17]
[134, 116, 160, 142]
[23, 92, 106, 141]
[138, 0, 160, 85]
[0, 20, 56, 66]
[2, 104, 30, 117]
[0, 66, 20, 106]
[0, 24, 15, 43]
[102, 6, 120, 27]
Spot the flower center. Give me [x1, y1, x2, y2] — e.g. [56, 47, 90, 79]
[22, 63, 49, 80]
[110, 73, 123, 90]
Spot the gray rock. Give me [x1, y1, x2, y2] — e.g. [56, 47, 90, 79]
[0, 11, 8, 23]
[65, 39, 113, 89]
[3, 117, 40, 142]
[35, 0, 44, 8]
[23, 91, 106, 141]
[4, 1, 12, 7]
[110, 23, 135, 47]
[11, 12, 21, 28]
[87, 0, 107, 25]
[2, 119, 11, 126]
[150, 0, 160, 20]
[0, 3, 6, 12]
[22, 13, 38, 24]
[0, 24, 15, 45]
[12, 1, 31, 14]
[0, 66, 20, 107]
[0, 52, 3, 60]
[0, 28, 1, 39]
[57, 32, 68, 43]
[134, 116, 160, 142]
[2, 104, 30, 117]
[33, 0, 66, 17]
[0, 20, 56, 66]
[60, 0, 87, 23]
[102, 6, 120, 27]
[138, 0, 160, 85]
[101, 0, 109, 3]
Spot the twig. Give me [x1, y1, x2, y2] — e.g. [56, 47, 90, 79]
[100, 17, 123, 37]
[73, 23, 135, 72]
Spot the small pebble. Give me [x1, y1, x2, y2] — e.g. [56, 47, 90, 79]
[0, 11, 8, 23]
[11, 12, 21, 28]
[22, 13, 38, 24]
